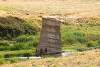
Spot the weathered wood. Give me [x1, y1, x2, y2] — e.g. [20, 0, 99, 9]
[36, 16, 61, 56]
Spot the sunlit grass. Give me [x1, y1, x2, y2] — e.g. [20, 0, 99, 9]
[0, 49, 99, 67]
[0, 0, 100, 66]
[0, 0, 100, 18]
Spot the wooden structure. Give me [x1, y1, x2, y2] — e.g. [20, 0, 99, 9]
[36, 16, 61, 56]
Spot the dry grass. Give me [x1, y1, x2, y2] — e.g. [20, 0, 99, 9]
[0, 49, 100, 67]
[0, 0, 100, 67]
[0, 0, 100, 19]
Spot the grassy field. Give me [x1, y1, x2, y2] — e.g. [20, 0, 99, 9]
[0, 49, 100, 67]
[0, 0, 100, 18]
[0, 0, 100, 66]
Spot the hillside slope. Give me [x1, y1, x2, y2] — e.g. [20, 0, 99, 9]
[0, 0, 100, 18]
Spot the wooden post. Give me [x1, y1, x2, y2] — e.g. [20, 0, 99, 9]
[36, 16, 61, 56]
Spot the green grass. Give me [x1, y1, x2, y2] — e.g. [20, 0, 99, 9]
[0, 49, 35, 58]
[0, 49, 35, 64]
[0, 0, 99, 65]
[61, 19, 100, 51]
[0, 57, 28, 65]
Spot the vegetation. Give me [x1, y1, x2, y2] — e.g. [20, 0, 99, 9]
[31, 49, 100, 67]
[0, 16, 100, 64]
[0, 0, 100, 66]
[0, 16, 39, 64]
[0, 49, 100, 67]
[61, 18, 100, 51]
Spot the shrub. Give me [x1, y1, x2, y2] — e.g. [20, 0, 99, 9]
[76, 47, 88, 52]
[0, 41, 10, 46]
[87, 40, 99, 48]
[62, 29, 86, 45]
[0, 49, 35, 58]
[0, 54, 4, 59]
[0, 41, 11, 51]
[73, 31, 86, 43]
[0, 46, 10, 51]
[10, 34, 38, 50]
[0, 59, 6, 64]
